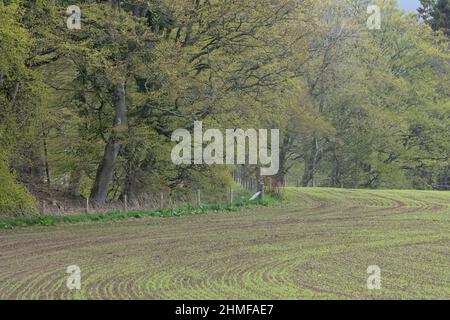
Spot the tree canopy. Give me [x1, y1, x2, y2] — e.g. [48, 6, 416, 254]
[0, 0, 449, 215]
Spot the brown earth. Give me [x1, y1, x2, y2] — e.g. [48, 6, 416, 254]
[0, 188, 449, 299]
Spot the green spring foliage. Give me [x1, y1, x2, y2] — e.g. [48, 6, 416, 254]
[0, 0, 449, 216]
[0, 155, 36, 216]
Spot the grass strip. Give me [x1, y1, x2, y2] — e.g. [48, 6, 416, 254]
[0, 196, 280, 230]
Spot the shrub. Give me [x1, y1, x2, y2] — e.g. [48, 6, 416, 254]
[0, 159, 36, 216]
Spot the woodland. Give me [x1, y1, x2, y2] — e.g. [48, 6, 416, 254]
[0, 0, 449, 215]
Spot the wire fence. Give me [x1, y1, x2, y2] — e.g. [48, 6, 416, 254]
[39, 188, 257, 216]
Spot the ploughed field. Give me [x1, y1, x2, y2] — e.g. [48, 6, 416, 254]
[0, 188, 449, 299]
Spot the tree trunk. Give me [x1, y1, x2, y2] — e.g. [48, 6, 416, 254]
[302, 135, 320, 187]
[275, 158, 286, 188]
[90, 82, 127, 206]
[275, 134, 291, 187]
[121, 143, 139, 205]
[43, 134, 51, 188]
[330, 141, 340, 187]
[68, 168, 82, 197]
[122, 176, 138, 204]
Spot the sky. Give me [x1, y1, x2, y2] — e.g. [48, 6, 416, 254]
[397, 0, 421, 12]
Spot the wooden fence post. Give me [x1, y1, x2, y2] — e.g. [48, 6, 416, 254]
[160, 192, 164, 209]
[85, 197, 90, 214]
[197, 189, 201, 207]
[124, 195, 128, 212]
[41, 200, 46, 216]
[230, 188, 234, 204]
